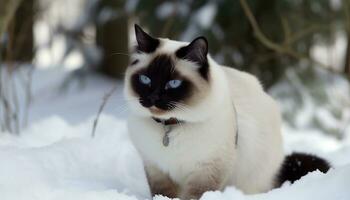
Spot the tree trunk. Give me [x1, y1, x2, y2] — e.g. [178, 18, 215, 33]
[344, 34, 350, 77]
[2, 0, 34, 64]
[96, 0, 129, 79]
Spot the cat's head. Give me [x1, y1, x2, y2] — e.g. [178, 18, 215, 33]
[124, 24, 215, 121]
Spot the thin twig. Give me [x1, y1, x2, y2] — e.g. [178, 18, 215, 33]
[22, 66, 34, 128]
[9, 68, 20, 134]
[280, 16, 291, 45]
[239, 0, 284, 53]
[91, 84, 118, 138]
[25, 66, 33, 127]
[286, 24, 331, 45]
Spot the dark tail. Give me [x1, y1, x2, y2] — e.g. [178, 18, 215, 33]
[277, 152, 331, 186]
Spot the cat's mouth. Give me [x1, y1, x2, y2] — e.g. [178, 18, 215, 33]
[149, 106, 167, 115]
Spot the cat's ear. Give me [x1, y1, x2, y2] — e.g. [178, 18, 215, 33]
[134, 24, 160, 53]
[176, 37, 209, 79]
[175, 36, 208, 65]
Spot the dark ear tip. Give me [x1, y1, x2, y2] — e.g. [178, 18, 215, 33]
[193, 36, 208, 46]
[193, 36, 208, 45]
[191, 36, 208, 53]
[197, 36, 208, 43]
[134, 24, 159, 53]
[134, 24, 141, 32]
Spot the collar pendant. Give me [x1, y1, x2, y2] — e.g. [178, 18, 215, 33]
[162, 124, 172, 147]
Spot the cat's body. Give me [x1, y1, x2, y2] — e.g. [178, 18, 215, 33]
[128, 61, 283, 194]
[124, 25, 330, 199]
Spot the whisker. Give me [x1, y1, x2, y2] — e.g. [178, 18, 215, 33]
[167, 102, 199, 132]
[168, 101, 215, 134]
[108, 52, 131, 57]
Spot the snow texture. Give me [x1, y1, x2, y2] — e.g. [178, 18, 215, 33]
[0, 69, 350, 200]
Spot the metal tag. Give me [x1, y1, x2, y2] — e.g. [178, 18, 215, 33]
[162, 125, 172, 147]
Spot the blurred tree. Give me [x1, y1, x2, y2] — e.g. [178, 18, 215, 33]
[0, 0, 35, 134]
[345, 35, 350, 76]
[96, 0, 129, 78]
[41, 0, 346, 86]
[1, 0, 34, 65]
[344, 0, 350, 76]
[134, 0, 344, 88]
[46, 0, 129, 79]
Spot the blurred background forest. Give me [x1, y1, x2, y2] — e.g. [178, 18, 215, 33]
[0, 0, 349, 140]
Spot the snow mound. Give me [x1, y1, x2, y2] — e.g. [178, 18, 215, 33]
[0, 115, 349, 200]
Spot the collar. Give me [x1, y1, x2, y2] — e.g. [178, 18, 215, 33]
[152, 117, 183, 126]
[152, 117, 184, 147]
[151, 104, 238, 148]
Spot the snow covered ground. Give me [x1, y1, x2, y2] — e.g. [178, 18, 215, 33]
[0, 69, 350, 200]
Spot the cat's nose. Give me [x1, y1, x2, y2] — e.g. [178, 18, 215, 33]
[148, 94, 159, 104]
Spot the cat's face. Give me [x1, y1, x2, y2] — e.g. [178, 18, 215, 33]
[124, 25, 211, 120]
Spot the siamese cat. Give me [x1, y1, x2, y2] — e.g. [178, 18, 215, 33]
[124, 24, 330, 200]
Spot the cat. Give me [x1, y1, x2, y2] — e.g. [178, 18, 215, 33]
[124, 24, 330, 200]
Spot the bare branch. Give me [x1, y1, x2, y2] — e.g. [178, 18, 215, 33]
[91, 84, 118, 138]
[239, 0, 347, 77]
[23, 66, 33, 128]
[286, 24, 330, 45]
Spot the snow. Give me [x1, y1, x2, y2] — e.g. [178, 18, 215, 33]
[310, 30, 348, 71]
[156, 2, 189, 19]
[1, 69, 350, 200]
[125, 0, 139, 13]
[195, 3, 217, 29]
[1, 116, 349, 200]
[269, 66, 350, 139]
[200, 166, 350, 200]
[180, 3, 217, 41]
[0, 115, 148, 200]
[28, 69, 127, 124]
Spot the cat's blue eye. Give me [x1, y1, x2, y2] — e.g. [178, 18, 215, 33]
[139, 75, 151, 85]
[166, 80, 182, 89]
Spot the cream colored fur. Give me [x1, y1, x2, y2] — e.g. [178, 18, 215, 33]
[124, 38, 284, 198]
